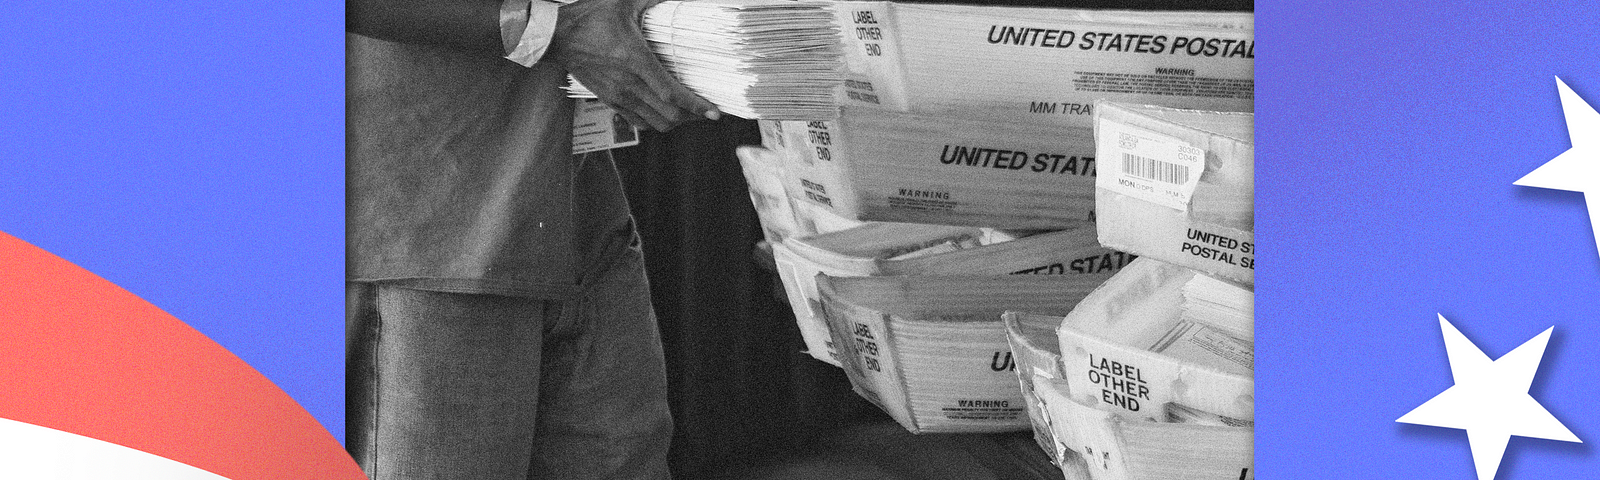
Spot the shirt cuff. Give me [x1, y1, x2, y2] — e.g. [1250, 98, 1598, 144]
[499, 0, 561, 67]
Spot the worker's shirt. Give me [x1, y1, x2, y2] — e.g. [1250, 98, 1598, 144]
[349, 33, 628, 300]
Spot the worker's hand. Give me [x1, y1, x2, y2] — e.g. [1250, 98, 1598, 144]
[547, 0, 721, 132]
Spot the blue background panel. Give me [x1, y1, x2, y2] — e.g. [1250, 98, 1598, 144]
[0, 1, 345, 440]
[1258, 1, 1600, 478]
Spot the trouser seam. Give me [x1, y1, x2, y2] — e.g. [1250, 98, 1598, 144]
[369, 286, 383, 479]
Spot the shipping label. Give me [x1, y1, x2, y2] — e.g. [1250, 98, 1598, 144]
[1151, 319, 1253, 376]
[1096, 119, 1205, 211]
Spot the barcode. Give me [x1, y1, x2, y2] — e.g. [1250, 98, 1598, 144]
[1122, 153, 1189, 184]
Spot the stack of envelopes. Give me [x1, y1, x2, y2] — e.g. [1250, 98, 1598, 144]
[775, 224, 1124, 366]
[774, 222, 983, 366]
[1151, 273, 1253, 377]
[567, 0, 842, 120]
[738, 144, 870, 242]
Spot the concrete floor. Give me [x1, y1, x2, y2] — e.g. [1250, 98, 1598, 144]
[721, 420, 1060, 480]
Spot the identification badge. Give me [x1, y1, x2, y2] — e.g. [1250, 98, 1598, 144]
[572, 99, 640, 154]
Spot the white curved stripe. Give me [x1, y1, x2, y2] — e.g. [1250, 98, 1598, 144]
[0, 417, 229, 480]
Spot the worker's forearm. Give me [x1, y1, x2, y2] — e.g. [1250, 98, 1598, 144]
[347, 0, 504, 54]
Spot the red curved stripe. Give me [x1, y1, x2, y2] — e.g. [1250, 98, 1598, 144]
[0, 231, 364, 480]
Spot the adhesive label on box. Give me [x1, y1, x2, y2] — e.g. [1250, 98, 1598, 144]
[1150, 320, 1253, 376]
[572, 99, 640, 154]
[1096, 120, 1205, 211]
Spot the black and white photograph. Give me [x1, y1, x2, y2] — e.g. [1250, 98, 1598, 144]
[345, 0, 1253, 477]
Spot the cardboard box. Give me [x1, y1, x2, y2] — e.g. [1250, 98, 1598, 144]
[1003, 313, 1068, 466]
[774, 223, 983, 365]
[836, 2, 1253, 128]
[764, 107, 1101, 228]
[737, 145, 870, 242]
[736, 146, 805, 243]
[775, 224, 1124, 366]
[817, 274, 1107, 433]
[1034, 377, 1253, 480]
[1094, 101, 1253, 285]
[1054, 258, 1253, 422]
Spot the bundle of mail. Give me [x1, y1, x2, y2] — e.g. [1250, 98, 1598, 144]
[715, 2, 1254, 477]
[769, 222, 1128, 366]
[737, 145, 866, 244]
[566, 0, 842, 120]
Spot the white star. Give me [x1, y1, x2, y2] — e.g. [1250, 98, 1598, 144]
[1398, 314, 1580, 480]
[1515, 76, 1600, 255]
